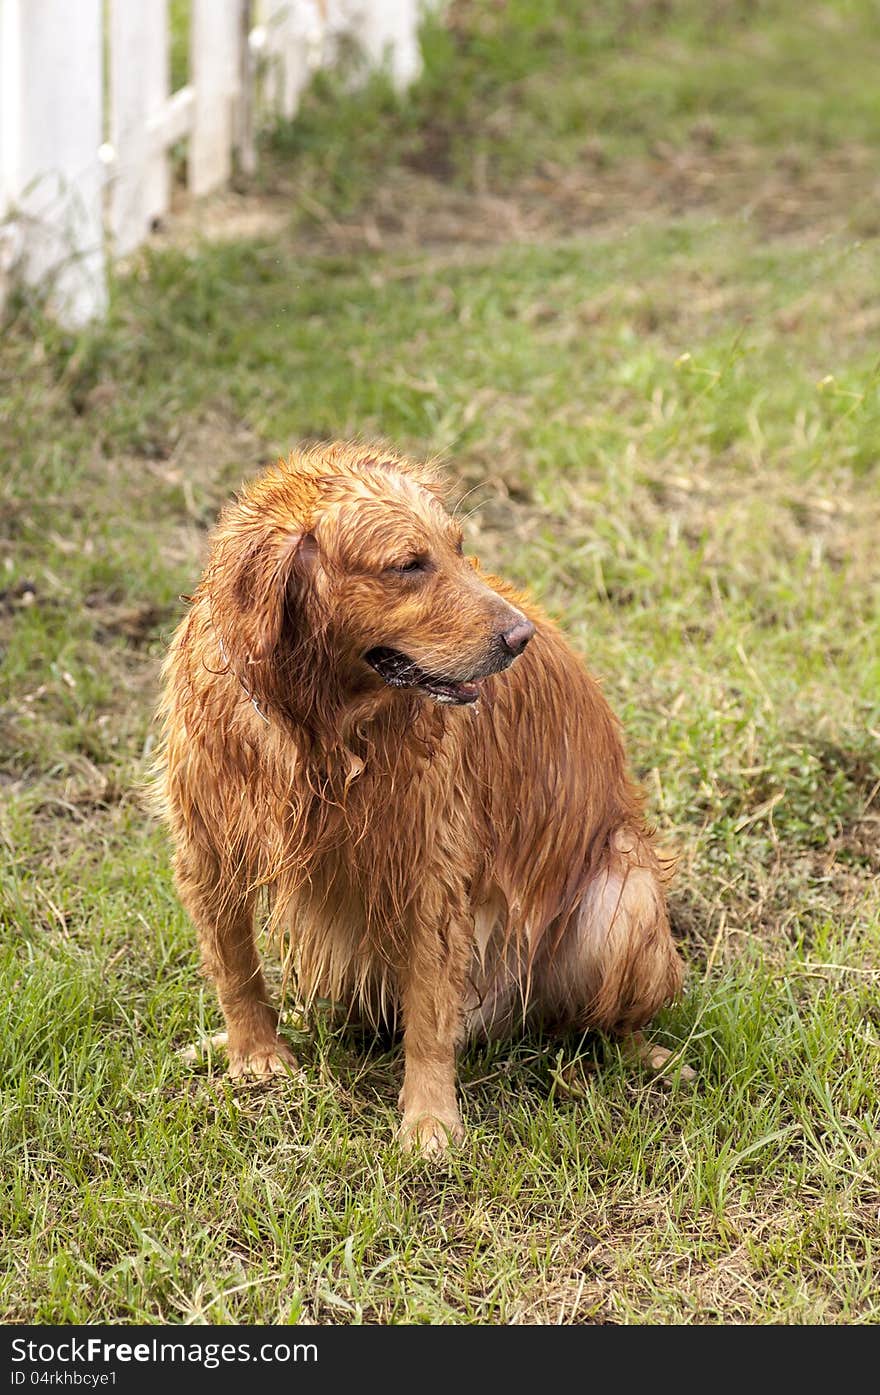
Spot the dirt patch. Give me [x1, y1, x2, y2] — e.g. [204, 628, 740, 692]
[86, 598, 175, 648]
[131, 188, 293, 259]
[838, 814, 880, 873]
[321, 143, 880, 252]
[129, 140, 880, 269]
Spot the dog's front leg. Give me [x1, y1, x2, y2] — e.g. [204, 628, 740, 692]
[174, 845, 297, 1081]
[397, 922, 469, 1158]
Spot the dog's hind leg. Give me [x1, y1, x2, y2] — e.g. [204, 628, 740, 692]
[174, 843, 297, 1080]
[534, 827, 691, 1078]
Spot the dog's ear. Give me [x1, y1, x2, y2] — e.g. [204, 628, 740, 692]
[214, 526, 318, 667]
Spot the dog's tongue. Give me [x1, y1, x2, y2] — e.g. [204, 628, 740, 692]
[452, 680, 480, 702]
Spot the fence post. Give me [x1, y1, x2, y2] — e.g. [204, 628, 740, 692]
[190, 0, 242, 197]
[109, 0, 170, 257]
[339, 1, 423, 90]
[0, 0, 106, 325]
[258, 2, 325, 121]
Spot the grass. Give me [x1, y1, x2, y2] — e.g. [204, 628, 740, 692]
[1, 1, 879, 1324]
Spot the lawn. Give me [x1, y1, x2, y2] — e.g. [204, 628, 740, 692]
[0, 1, 878, 1324]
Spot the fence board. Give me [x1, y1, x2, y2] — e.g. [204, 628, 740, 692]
[236, 1, 257, 176]
[110, 0, 171, 256]
[190, 0, 241, 197]
[345, 1, 422, 89]
[1, 0, 106, 324]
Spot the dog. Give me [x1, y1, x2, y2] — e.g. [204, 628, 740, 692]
[155, 442, 686, 1155]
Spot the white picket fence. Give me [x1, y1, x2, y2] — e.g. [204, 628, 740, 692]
[0, 1, 423, 326]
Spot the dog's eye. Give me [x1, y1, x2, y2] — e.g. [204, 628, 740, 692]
[390, 557, 426, 576]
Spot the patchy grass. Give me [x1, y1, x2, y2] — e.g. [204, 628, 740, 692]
[1, 2, 878, 1324]
[273, 0, 880, 230]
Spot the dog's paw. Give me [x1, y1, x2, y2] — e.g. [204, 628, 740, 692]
[227, 1039, 300, 1081]
[644, 1043, 696, 1082]
[399, 1110, 464, 1159]
[625, 1033, 696, 1085]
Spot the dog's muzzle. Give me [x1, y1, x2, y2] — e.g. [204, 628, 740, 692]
[364, 620, 535, 707]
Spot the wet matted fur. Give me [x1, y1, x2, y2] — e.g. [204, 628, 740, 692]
[155, 443, 685, 1154]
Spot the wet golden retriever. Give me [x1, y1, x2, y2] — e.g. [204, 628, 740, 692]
[156, 443, 685, 1155]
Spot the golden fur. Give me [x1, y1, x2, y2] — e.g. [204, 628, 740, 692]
[155, 443, 684, 1154]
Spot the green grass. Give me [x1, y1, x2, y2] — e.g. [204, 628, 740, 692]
[1, 1, 879, 1324]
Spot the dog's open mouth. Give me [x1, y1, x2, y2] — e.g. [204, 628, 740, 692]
[365, 647, 482, 705]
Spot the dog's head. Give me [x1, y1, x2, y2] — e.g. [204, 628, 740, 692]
[206, 445, 534, 727]
[313, 454, 535, 706]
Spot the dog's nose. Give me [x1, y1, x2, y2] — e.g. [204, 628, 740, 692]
[500, 619, 535, 656]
